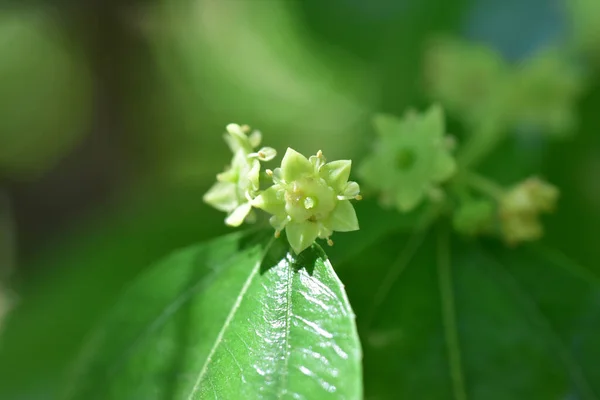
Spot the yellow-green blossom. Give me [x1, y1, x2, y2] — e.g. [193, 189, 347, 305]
[252, 148, 361, 254]
[424, 38, 509, 126]
[507, 48, 584, 137]
[203, 123, 276, 227]
[568, 0, 600, 60]
[359, 105, 456, 212]
[499, 177, 559, 244]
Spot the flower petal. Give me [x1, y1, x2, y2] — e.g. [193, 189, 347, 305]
[216, 167, 237, 183]
[421, 104, 445, 139]
[203, 182, 238, 212]
[326, 200, 359, 232]
[320, 160, 351, 192]
[269, 213, 290, 231]
[373, 114, 402, 138]
[286, 221, 319, 254]
[248, 130, 262, 148]
[257, 147, 277, 162]
[431, 151, 456, 182]
[251, 186, 285, 215]
[225, 202, 252, 227]
[395, 187, 424, 212]
[225, 123, 252, 153]
[341, 181, 361, 199]
[281, 147, 313, 181]
[247, 158, 261, 191]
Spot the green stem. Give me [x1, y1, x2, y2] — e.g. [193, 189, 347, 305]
[437, 225, 467, 400]
[458, 119, 505, 168]
[464, 171, 505, 200]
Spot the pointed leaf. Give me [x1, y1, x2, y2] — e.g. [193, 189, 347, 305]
[62, 232, 362, 400]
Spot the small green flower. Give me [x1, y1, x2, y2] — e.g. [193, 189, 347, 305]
[424, 38, 510, 126]
[507, 48, 584, 137]
[203, 123, 276, 227]
[453, 198, 495, 236]
[359, 104, 456, 212]
[252, 148, 361, 254]
[499, 177, 559, 244]
[569, 0, 600, 59]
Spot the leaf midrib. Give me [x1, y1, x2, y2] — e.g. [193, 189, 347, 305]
[277, 256, 294, 398]
[484, 250, 599, 400]
[187, 258, 262, 399]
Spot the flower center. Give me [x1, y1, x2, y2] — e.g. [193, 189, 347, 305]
[396, 148, 416, 170]
[284, 177, 336, 222]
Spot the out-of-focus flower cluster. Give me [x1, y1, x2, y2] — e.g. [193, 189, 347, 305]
[425, 38, 584, 138]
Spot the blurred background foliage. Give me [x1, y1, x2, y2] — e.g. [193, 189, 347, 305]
[0, 0, 599, 399]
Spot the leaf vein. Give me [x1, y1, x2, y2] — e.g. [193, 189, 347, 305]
[485, 251, 599, 400]
[278, 256, 294, 398]
[187, 239, 273, 399]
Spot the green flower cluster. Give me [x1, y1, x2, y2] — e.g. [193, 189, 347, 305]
[425, 38, 584, 137]
[452, 174, 559, 244]
[569, 0, 600, 61]
[357, 102, 560, 245]
[204, 124, 361, 254]
[203, 123, 276, 227]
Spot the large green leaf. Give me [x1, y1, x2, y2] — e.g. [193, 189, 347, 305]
[339, 226, 600, 399]
[61, 231, 362, 400]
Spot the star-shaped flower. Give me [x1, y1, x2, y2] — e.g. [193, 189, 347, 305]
[203, 123, 276, 227]
[424, 38, 510, 127]
[507, 48, 584, 137]
[359, 104, 456, 212]
[252, 148, 361, 254]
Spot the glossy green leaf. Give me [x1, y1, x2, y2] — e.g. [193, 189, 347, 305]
[61, 231, 362, 400]
[338, 227, 600, 399]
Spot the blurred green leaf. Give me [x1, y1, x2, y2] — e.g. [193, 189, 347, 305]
[62, 232, 362, 400]
[338, 227, 600, 399]
[0, 185, 229, 397]
[0, 190, 15, 278]
[543, 77, 600, 266]
[0, 9, 92, 178]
